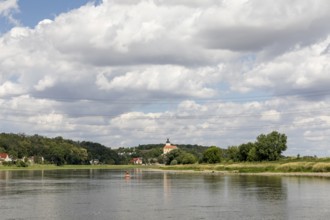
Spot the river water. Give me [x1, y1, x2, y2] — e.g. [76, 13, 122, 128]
[0, 169, 330, 220]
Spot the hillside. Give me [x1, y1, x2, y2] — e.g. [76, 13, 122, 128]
[0, 133, 119, 165]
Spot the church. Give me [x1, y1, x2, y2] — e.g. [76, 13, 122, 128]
[163, 138, 178, 154]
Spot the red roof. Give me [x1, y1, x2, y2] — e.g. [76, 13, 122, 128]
[132, 157, 142, 161]
[0, 153, 8, 159]
[164, 145, 177, 149]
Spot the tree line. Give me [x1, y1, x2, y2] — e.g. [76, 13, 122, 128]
[0, 133, 119, 166]
[0, 131, 287, 166]
[117, 131, 288, 165]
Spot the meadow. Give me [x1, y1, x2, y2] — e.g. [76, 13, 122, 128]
[2, 158, 330, 174]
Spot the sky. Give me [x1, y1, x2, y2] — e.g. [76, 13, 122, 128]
[1, 0, 330, 156]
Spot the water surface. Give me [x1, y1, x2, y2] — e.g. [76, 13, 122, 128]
[0, 169, 330, 220]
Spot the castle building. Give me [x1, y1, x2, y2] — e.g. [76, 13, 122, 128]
[163, 138, 178, 154]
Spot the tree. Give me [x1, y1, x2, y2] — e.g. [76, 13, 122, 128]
[238, 142, 256, 161]
[179, 152, 198, 164]
[47, 146, 66, 166]
[227, 146, 240, 162]
[164, 149, 182, 165]
[254, 131, 287, 161]
[80, 141, 120, 164]
[163, 149, 197, 165]
[202, 146, 222, 163]
[247, 146, 258, 161]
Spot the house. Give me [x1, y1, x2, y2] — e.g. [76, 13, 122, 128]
[90, 159, 100, 165]
[163, 138, 178, 154]
[0, 153, 12, 163]
[131, 157, 143, 165]
[22, 156, 45, 164]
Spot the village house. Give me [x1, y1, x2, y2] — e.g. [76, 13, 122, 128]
[90, 159, 100, 165]
[22, 156, 45, 164]
[163, 138, 178, 154]
[131, 157, 143, 165]
[0, 153, 12, 163]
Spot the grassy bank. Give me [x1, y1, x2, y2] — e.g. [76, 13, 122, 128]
[2, 160, 330, 173]
[0, 164, 145, 171]
[157, 161, 330, 173]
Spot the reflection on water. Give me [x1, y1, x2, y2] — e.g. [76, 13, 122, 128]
[1, 170, 330, 220]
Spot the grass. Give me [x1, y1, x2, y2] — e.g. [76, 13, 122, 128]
[0, 164, 145, 171]
[2, 159, 330, 173]
[154, 160, 330, 173]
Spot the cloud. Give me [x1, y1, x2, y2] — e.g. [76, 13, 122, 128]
[0, 81, 25, 97]
[261, 110, 281, 122]
[34, 76, 56, 91]
[196, 0, 330, 53]
[1, 0, 330, 156]
[0, 0, 18, 16]
[0, 0, 19, 25]
[234, 36, 330, 99]
[96, 66, 216, 98]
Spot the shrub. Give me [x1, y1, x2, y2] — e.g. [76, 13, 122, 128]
[312, 163, 330, 172]
[170, 160, 178, 165]
[16, 160, 28, 167]
[276, 162, 306, 172]
[2, 161, 14, 166]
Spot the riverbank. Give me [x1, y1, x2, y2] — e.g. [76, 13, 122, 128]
[145, 168, 330, 178]
[1, 161, 330, 177]
[155, 161, 330, 173]
[0, 164, 143, 171]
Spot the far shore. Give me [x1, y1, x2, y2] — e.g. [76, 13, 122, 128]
[145, 168, 330, 177]
[1, 163, 330, 177]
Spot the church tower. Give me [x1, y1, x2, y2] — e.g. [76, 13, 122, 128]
[163, 138, 178, 154]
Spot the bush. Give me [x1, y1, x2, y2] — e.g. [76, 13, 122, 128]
[170, 160, 178, 165]
[202, 146, 222, 163]
[2, 161, 14, 166]
[275, 162, 316, 172]
[16, 160, 28, 167]
[312, 163, 330, 172]
[180, 153, 198, 164]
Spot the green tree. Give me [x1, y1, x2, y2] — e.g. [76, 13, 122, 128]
[179, 152, 198, 164]
[247, 146, 258, 161]
[227, 146, 240, 162]
[48, 146, 66, 166]
[238, 142, 255, 161]
[255, 131, 287, 161]
[164, 149, 182, 165]
[202, 146, 222, 163]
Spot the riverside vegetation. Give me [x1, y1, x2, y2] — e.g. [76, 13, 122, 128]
[1, 131, 330, 173]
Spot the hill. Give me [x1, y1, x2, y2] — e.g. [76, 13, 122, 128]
[0, 133, 119, 165]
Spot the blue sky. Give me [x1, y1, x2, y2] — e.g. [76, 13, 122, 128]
[1, 0, 330, 156]
[17, 0, 91, 26]
[1, 0, 97, 32]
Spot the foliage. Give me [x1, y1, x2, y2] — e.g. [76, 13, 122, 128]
[0, 133, 120, 166]
[226, 146, 240, 162]
[170, 159, 178, 165]
[232, 131, 288, 162]
[16, 160, 28, 167]
[80, 141, 120, 165]
[0, 131, 288, 167]
[202, 146, 222, 163]
[115, 143, 206, 165]
[2, 161, 14, 166]
[238, 142, 255, 161]
[179, 152, 198, 164]
[164, 149, 198, 165]
[254, 131, 287, 161]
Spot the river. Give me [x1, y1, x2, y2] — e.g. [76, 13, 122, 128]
[0, 169, 330, 220]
